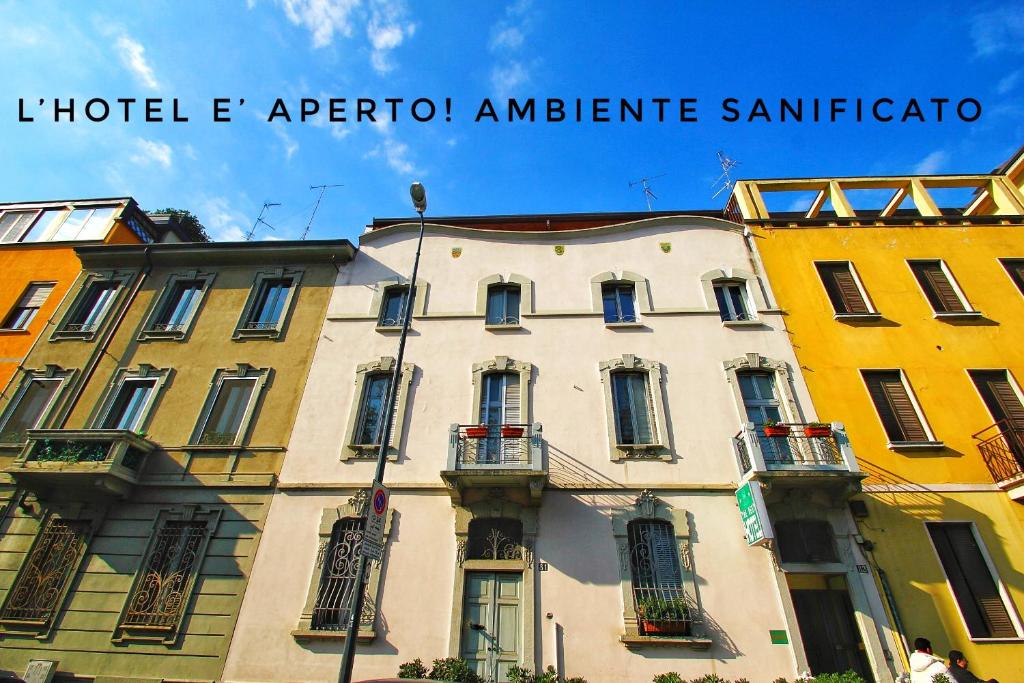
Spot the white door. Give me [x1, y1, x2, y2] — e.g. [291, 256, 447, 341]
[460, 572, 522, 683]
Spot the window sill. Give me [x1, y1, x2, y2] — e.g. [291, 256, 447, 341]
[50, 329, 97, 341]
[343, 444, 398, 462]
[0, 328, 30, 335]
[138, 328, 187, 341]
[484, 323, 523, 331]
[933, 311, 982, 320]
[888, 440, 945, 452]
[613, 444, 670, 461]
[233, 327, 282, 340]
[375, 325, 405, 333]
[722, 319, 764, 328]
[605, 321, 642, 329]
[186, 443, 244, 452]
[834, 312, 882, 322]
[291, 628, 375, 643]
[619, 634, 712, 650]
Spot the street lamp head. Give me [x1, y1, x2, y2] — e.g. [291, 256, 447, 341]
[410, 182, 427, 213]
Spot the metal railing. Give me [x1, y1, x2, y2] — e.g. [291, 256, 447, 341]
[973, 421, 1024, 484]
[448, 423, 543, 470]
[18, 429, 152, 472]
[733, 422, 854, 476]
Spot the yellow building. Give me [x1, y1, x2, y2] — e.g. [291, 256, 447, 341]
[730, 147, 1024, 681]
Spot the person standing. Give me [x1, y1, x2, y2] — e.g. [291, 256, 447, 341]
[909, 637, 947, 683]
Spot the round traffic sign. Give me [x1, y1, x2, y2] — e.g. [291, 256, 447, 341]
[373, 489, 387, 515]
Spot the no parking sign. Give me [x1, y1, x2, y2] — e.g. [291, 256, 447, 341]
[360, 481, 389, 560]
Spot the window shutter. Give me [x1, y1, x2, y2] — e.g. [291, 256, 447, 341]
[650, 523, 683, 589]
[863, 371, 928, 442]
[816, 263, 869, 314]
[0, 212, 36, 243]
[21, 283, 54, 308]
[1002, 259, 1024, 296]
[387, 372, 401, 447]
[928, 523, 1017, 638]
[911, 261, 967, 313]
[503, 373, 521, 424]
[640, 374, 656, 444]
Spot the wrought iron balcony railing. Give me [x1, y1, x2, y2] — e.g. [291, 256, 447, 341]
[448, 423, 543, 470]
[733, 422, 859, 478]
[973, 421, 1024, 485]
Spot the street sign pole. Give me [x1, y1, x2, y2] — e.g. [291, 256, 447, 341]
[339, 190, 427, 683]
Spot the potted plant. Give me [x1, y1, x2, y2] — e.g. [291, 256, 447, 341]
[636, 596, 691, 636]
[465, 425, 489, 438]
[802, 422, 833, 437]
[762, 419, 790, 437]
[500, 424, 525, 438]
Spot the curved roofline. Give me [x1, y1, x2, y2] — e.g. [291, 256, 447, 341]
[359, 213, 745, 244]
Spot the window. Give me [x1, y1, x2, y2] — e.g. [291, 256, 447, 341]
[738, 371, 793, 463]
[478, 371, 522, 463]
[0, 211, 40, 243]
[192, 366, 269, 446]
[0, 374, 64, 442]
[926, 522, 1020, 639]
[486, 284, 521, 325]
[2, 282, 54, 330]
[862, 370, 934, 445]
[143, 276, 209, 338]
[602, 283, 637, 323]
[776, 520, 838, 563]
[713, 281, 752, 321]
[234, 270, 302, 339]
[55, 278, 121, 338]
[50, 207, 116, 241]
[343, 358, 414, 460]
[1000, 259, 1024, 297]
[100, 378, 157, 431]
[612, 372, 654, 445]
[114, 510, 218, 643]
[815, 262, 872, 315]
[0, 517, 89, 634]
[378, 285, 410, 328]
[909, 260, 972, 314]
[312, 517, 366, 631]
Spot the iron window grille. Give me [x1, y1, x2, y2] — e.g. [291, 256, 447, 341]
[602, 282, 638, 323]
[312, 517, 373, 631]
[485, 284, 521, 325]
[713, 281, 752, 321]
[628, 519, 692, 636]
[0, 518, 88, 630]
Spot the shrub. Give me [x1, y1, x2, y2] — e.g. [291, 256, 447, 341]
[428, 657, 481, 683]
[653, 674, 684, 683]
[398, 659, 429, 679]
[811, 673, 867, 683]
[772, 678, 790, 683]
[510, 664, 585, 683]
[564, 677, 588, 683]
[689, 676, 727, 683]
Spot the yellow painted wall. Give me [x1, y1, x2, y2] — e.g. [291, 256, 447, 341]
[752, 220, 1024, 680]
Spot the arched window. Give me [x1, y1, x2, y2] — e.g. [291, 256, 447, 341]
[311, 517, 366, 630]
[627, 519, 690, 635]
[775, 519, 838, 563]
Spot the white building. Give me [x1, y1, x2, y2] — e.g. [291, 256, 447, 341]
[224, 212, 898, 683]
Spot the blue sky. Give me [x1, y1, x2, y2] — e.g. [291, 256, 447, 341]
[0, 0, 1022, 241]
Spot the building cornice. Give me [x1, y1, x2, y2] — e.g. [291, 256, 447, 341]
[74, 239, 357, 269]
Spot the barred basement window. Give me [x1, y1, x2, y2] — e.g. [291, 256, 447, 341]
[119, 521, 207, 637]
[628, 519, 691, 636]
[312, 517, 367, 631]
[0, 518, 88, 632]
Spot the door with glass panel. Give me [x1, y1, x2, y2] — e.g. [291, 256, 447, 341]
[478, 373, 520, 464]
[738, 372, 792, 463]
[460, 572, 522, 683]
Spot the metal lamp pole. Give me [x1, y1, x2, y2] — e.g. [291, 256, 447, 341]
[339, 183, 428, 683]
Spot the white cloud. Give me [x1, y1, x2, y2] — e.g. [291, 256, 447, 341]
[364, 117, 419, 175]
[182, 144, 198, 160]
[488, 0, 535, 97]
[913, 150, 949, 175]
[130, 138, 173, 168]
[0, 23, 45, 47]
[367, 0, 415, 74]
[197, 196, 249, 241]
[997, 69, 1022, 95]
[491, 61, 530, 98]
[278, 0, 359, 48]
[115, 35, 159, 89]
[272, 124, 299, 160]
[970, 6, 1024, 57]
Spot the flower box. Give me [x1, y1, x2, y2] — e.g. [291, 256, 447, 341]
[763, 425, 790, 437]
[640, 619, 691, 636]
[802, 425, 832, 437]
[500, 426, 525, 438]
[465, 426, 489, 438]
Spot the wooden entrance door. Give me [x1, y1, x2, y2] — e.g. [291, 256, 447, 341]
[460, 572, 522, 683]
[791, 587, 873, 681]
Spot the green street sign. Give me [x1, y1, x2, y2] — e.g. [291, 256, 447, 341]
[736, 481, 774, 547]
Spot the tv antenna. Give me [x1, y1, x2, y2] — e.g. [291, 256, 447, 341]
[711, 151, 741, 199]
[246, 202, 280, 241]
[629, 173, 666, 212]
[302, 183, 344, 240]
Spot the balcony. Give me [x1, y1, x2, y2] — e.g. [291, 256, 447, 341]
[974, 421, 1024, 502]
[732, 422, 864, 498]
[441, 423, 546, 506]
[4, 429, 157, 499]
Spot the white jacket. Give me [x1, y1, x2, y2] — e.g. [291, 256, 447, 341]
[909, 650, 948, 683]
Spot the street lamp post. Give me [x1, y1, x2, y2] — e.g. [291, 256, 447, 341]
[338, 182, 428, 683]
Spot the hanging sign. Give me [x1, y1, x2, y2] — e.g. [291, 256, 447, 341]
[736, 481, 774, 547]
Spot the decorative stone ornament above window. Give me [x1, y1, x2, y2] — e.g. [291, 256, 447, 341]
[599, 355, 671, 461]
[293, 491, 395, 643]
[233, 268, 303, 340]
[138, 270, 215, 341]
[699, 268, 768, 326]
[51, 270, 133, 341]
[341, 357, 415, 461]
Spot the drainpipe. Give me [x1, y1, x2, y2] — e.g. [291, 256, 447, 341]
[740, 225, 778, 313]
[54, 245, 153, 427]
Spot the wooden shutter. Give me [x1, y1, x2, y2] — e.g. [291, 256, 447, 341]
[387, 372, 401, 447]
[910, 261, 967, 313]
[20, 283, 54, 308]
[503, 373, 520, 424]
[927, 523, 1017, 638]
[863, 371, 928, 442]
[0, 211, 36, 243]
[970, 370, 1024, 429]
[816, 263, 869, 314]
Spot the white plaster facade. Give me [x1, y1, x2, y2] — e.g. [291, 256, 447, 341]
[224, 215, 899, 682]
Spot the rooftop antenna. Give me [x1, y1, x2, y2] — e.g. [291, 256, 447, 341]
[711, 150, 741, 199]
[629, 173, 666, 212]
[246, 202, 280, 241]
[302, 183, 344, 240]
